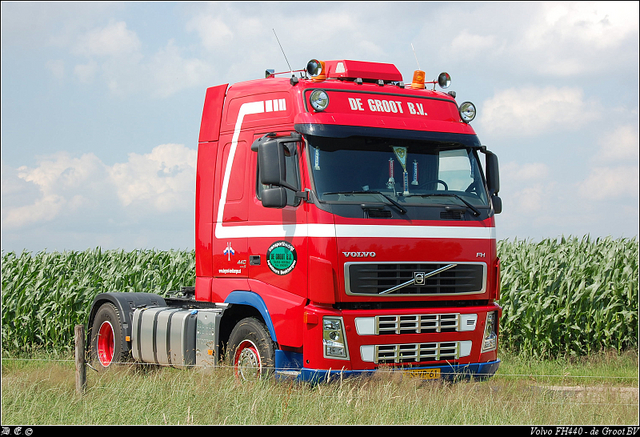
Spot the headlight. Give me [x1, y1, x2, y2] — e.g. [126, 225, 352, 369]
[309, 89, 329, 112]
[323, 316, 349, 359]
[459, 101, 476, 123]
[481, 311, 498, 353]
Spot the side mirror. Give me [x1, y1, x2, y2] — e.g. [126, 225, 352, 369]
[261, 187, 287, 209]
[481, 147, 502, 214]
[252, 132, 303, 208]
[485, 152, 500, 196]
[258, 138, 287, 187]
[492, 195, 502, 214]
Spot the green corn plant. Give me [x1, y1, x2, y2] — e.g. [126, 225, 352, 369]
[498, 236, 638, 358]
[1, 248, 195, 354]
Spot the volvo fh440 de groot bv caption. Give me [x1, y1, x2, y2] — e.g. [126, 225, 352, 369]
[86, 58, 503, 382]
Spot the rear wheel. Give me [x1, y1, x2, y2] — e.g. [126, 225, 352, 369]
[89, 303, 128, 371]
[227, 317, 275, 380]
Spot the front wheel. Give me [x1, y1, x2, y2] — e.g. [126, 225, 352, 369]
[89, 303, 128, 371]
[226, 317, 275, 380]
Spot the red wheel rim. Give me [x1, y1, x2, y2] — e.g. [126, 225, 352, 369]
[97, 321, 115, 367]
[234, 340, 261, 379]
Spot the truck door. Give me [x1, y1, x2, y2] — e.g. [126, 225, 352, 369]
[248, 133, 308, 302]
[213, 138, 249, 279]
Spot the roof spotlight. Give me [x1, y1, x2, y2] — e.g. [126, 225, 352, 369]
[459, 101, 476, 123]
[306, 59, 326, 81]
[438, 72, 451, 89]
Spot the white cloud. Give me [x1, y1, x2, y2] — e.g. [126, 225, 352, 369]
[576, 124, 640, 201]
[428, 2, 638, 78]
[107, 144, 197, 212]
[449, 30, 501, 61]
[145, 40, 217, 98]
[510, 184, 548, 215]
[502, 162, 550, 182]
[74, 60, 98, 83]
[532, 2, 638, 50]
[578, 166, 639, 201]
[478, 86, 601, 137]
[73, 20, 141, 57]
[1, 145, 196, 231]
[2, 194, 66, 229]
[500, 162, 553, 215]
[66, 21, 214, 97]
[1, 2, 121, 49]
[594, 124, 639, 163]
[186, 14, 234, 51]
[2, 152, 108, 228]
[522, 2, 639, 76]
[183, 4, 391, 79]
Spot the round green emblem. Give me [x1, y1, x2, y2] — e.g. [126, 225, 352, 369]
[266, 241, 297, 275]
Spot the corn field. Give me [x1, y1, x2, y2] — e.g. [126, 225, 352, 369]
[1, 248, 195, 353]
[1, 236, 638, 357]
[498, 236, 638, 357]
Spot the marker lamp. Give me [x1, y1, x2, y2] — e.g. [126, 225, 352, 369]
[323, 316, 349, 359]
[459, 101, 476, 123]
[481, 311, 498, 353]
[309, 89, 329, 112]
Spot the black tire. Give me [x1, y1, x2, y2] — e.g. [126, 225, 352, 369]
[89, 303, 129, 371]
[226, 317, 276, 380]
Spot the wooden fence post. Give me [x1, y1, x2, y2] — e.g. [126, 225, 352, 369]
[75, 324, 86, 396]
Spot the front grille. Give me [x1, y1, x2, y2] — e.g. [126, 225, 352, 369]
[372, 341, 461, 364]
[377, 314, 459, 334]
[346, 262, 485, 296]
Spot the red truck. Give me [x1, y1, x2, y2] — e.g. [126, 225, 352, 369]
[86, 58, 503, 382]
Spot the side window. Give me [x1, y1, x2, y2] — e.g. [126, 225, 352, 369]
[256, 143, 301, 207]
[438, 149, 474, 192]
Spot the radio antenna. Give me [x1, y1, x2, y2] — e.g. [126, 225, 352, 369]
[411, 43, 421, 70]
[273, 29, 293, 72]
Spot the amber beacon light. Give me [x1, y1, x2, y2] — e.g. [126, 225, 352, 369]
[411, 70, 426, 89]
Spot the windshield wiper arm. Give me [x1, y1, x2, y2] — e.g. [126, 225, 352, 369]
[322, 190, 407, 214]
[405, 193, 481, 217]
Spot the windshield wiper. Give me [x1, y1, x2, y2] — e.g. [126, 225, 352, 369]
[404, 193, 481, 217]
[322, 190, 407, 214]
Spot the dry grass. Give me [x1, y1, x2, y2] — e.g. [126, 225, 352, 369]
[2, 351, 638, 425]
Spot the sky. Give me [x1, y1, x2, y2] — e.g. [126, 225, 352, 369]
[1, 1, 638, 253]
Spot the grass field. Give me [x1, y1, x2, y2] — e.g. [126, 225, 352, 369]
[1, 349, 637, 425]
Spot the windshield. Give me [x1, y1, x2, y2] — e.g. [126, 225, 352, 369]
[307, 136, 489, 208]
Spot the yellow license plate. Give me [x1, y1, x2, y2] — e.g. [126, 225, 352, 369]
[405, 368, 441, 380]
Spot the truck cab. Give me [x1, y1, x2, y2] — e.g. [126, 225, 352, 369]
[195, 59, 502, 380]
[87, 58, 502, 382]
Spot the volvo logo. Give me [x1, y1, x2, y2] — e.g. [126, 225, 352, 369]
[379, 263, 459, 295]
[343, 252, 376, 258]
